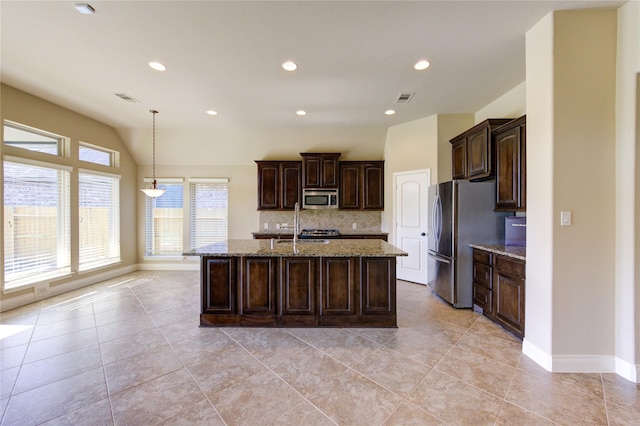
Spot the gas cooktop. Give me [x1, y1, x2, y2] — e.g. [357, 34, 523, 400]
[300, 229, 340, 238]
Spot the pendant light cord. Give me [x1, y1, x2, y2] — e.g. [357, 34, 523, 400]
[150, 109, 158, 183]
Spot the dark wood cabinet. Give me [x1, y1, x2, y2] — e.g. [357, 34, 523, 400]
[200, 255, 396, 327]
[256, 161, 301, 210]
[201, 257, 236, 315]
[339, 161, 384, 210]
[494, 115, 526, 212]
[241, 257, 277, 321]
[472, 248, 525, 339]
[301, 153, 340, 188]
[280, 257, 318, 325]
[450, 119, 512, 181]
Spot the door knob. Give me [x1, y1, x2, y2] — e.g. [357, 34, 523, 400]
[421, 232, 426, 236]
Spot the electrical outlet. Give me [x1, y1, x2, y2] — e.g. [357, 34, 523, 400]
[263, 222, 269, 230]
[36, 286, 48, 295]
[276, 223, 280, 229]
[560, 211, 572, 226]
[352, 223, 357, 229]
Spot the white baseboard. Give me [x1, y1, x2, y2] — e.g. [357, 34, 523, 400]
[522, 338, 553, 371]
[615, 357, 640, 383]
[136, 262, 199, 271]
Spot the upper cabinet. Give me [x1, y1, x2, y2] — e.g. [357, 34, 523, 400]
[339, 161, 384, 210]
[301, 153, 340, 188]
[494, 115, 526, 212]
[256, 161, 302, 210]
[450, 119, 512, 181]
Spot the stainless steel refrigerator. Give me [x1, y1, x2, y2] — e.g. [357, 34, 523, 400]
[427, 180, 508, 308]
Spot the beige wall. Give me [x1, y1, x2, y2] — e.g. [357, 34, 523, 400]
[525, 9, 619, 373]
[0, 84, 139, 310]
[475, 82, 526, 123]
[615, 0, 640, 379]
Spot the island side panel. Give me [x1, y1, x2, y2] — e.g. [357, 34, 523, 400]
[359, 257, 397, 327]
[201, 256, 237, 326]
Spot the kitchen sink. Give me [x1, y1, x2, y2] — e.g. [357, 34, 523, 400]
[275, 239, 330, 244]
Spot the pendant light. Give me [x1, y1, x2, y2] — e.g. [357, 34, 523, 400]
[141, 109, 166, 198]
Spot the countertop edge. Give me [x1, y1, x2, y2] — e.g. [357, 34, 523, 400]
[469, 243, 526, 261]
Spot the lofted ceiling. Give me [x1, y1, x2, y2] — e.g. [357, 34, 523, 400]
[0, 0, 625, 164]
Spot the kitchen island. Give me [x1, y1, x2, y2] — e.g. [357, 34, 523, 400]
[184, 239, 407, 328]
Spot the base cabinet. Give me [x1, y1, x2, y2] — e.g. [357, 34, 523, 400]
[200, 255, 396, 327]
[472, 248, 525, 338]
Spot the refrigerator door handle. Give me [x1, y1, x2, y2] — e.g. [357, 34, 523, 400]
[432, 194, 441, 247]
[428, 250, 451, 264]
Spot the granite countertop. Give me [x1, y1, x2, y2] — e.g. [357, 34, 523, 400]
[469, 243, 526, 261]
[251, 230, 388, 236]
[184, 239, 408, 258]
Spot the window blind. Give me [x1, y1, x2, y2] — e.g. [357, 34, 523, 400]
[78, 171, 120, 271]
[189, 179, 228, 249]
[145, 180, 184, 255]
[3, 160, 71, 288]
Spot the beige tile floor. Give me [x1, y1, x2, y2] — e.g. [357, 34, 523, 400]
[1, 270, 638, 425]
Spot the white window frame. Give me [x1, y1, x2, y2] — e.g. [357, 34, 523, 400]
[79, 142, 119, 167]
[189, 178, 229, 250]
[3, 156, 72, 290]
[78, 169, 121, 272]
[144, 178, 184, 258]
[3, 120, 69, 157]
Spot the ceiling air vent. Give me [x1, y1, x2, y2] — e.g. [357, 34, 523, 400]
[114, 92, 140, 103]
[395, 92, 415, 103]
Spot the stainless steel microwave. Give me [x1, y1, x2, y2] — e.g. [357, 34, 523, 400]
[302, 189, 339, 209]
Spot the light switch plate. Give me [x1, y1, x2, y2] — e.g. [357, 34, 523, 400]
[561, 211, 572, 226]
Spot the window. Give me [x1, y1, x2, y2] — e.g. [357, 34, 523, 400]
[145, 180, 184, 256]
[3, 122, 65, 156]
[189, 179, 228, 249]
[79, 170, 120, 271]
[3, 159, 71, 289]
[79, 142, 117, 167]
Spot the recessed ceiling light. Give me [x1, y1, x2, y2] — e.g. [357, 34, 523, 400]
[206, 110, 218, 116]
[282, 61, 298, 71]
[148, 62, 167, 71]
[296, 110, 307, 116]
[414, 60, 430, 71]
[385, 110, 396, 115]
[74, 3, 95, 14]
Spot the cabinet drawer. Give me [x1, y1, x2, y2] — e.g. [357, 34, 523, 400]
[495, 256, 525, 278]
[473, 249, 492, 265]
[473, 284, 492, 313]
[473, 262, 492, 289]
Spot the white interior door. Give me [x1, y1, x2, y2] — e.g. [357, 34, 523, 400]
[394, 170, 430, 284]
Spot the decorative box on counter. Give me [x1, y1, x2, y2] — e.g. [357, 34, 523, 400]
[505, 216, 526, 246]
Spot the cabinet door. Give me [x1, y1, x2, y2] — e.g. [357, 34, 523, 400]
[363, 162, 384, 210]
[493, 256, 525, 337]
[202, 257, 236, 314]
[467, 127, 490, 178]
[451, 139, 467, 180]
[302, 156, 321, 188]
[256, 162, 279, 210]
[280, 162, 302, 210]
[241, 257, 277, 316]
[321, 155, 339, 188]
[280, 257, 318, 319]
[321, 257, 357, 316]
[495, 127, 521, 210]
[360, 257, 395, 316]
[339, 162, 361, 209]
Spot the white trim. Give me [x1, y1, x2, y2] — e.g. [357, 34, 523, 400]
[189, 177, 229, 183]
[137, 262, 199, 271]
[78, 168, 121, 179]
[551, 355, 616, 374]
[3, 271, 73, 294]
[615, 357, 640, 383]
[3, 155, 73, 172]
[144, 177, 184, 183]
[522, 338, 553, 371]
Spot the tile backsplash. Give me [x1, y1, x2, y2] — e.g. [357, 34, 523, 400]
[259, 210, 382, 233]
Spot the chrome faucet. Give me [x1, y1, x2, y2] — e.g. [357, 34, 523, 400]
[293, 202, 300, 245]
